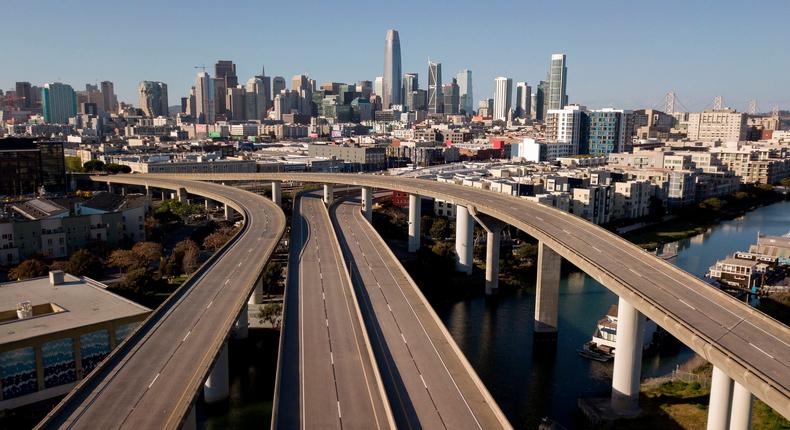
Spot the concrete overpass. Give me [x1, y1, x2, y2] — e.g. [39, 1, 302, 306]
[145, 172, 790, 427]
[36, 176, 286, 430]
[273, 193, 394, 429]
[331, 198, 511, 429]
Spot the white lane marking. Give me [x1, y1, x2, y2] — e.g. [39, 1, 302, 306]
[337, 401, 342, 418]
[225, 279, 230, 285]
[182, 331, 191, 342]
[628, 268, 643, 278]
[420, 374, 428, 389]
[678, 299, 696, 311]
[387, 304, 392, 312]
[320, 272, 323, 280]
[207, 301, 213, 309]
[749, 342, 775, 359]
[535, 216, 544, 221]
[330, 352, 334, 364]
[326, 318, 329, 327]
[401, 333, 407, 344]
[148, 373, 160, 388]
[591, 246, 601, 253]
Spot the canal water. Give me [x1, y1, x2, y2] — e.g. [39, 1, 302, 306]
[432, 200, 790, 429]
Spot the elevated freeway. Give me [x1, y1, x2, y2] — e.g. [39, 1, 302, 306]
[147, 172, 790, 420]
[331, 199, 511, 429]
[274, 194, 393, 429]
[37, 176, 286, 430]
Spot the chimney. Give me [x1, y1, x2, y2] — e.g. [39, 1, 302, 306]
[49, 270, 64, 286]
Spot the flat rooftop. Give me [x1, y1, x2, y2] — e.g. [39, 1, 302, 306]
[0, 273, 150, 347]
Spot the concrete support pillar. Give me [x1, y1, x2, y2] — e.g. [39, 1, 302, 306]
[248, 277, 264, 305]
[180, 402, 197, 430]
[232, 304, 249, 339]
[707, 366, 734, 430]
[107, 182, 114, 194]
[534, 243, 561, 334]
[204, 199, 211, 211]
[224, 204, 235, 221]
[145, 185, 150, 196]
[323, 184, 334, 204]
[176, 188, 188, 204]
[203, 342, 229, 404]
[454, 205, 474, 275]
[408, 194, 421, 252]
[161, 190, 167, 201]
[120, 186, 127, 196]
[272, 181, 282, 206]
[470, 209, 507, 295]
[361, 186, 373, 222]
[729, 382, 752, 430]
[611, 297, 646, 415]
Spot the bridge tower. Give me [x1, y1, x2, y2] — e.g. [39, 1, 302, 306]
[664, 92, 675, 114]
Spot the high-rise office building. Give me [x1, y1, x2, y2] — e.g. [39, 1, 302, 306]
[194, 72, 215, 124]
[442, 78, 460, 115]
[383, 29, 402, 108]
[255, 67, 272, 111]
[547, 54, 568, 111]
[272, 76, 286, 96]
[535, 80, 548, 121]
[100, 81, 115, 113]
[401, 73, 418, 111]
[215, 60, 238, 87]
[226, 86, 246, 120]
[0, 138, 66, 195]
[357, 80, 373, 99]
[493, 77, 513, 121]
[374, 76, 383, 98]
[15, 82, 32, 109]
[515, 82, 531, 118]
[138, 81, 169, 117]
[456, 69, 473, 115]
[41, 83, 77, 124]
[291, 74, 313, 116]
[245, 77, 267, 121]
[428, 61, 442, 113]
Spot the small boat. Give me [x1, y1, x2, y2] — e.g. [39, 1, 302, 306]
[577, 342, 613, 362]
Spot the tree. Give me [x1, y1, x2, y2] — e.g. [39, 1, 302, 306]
[83, 160, 105, 172]
[65, 156, 84, 172]
[108, 242, 161, 272]
[258, 303, 283, 329]
[431, 241, 455, 259]
[9, 259, 48, 280]
[780, 178, 790, 188]
[429, 217, 450, 241]
[260, 261, 284, 294]
[180, 240, 200, 274]
[202, 227, 238, 251]
[699, 197, 723, 212]
[132, 242, 162, 267]
[66, 249, 103, 278]
[104, 163, 132, 174]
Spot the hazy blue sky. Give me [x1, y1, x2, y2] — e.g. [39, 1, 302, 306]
[3, 0, 789, 112]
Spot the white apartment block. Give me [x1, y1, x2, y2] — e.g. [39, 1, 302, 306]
[571, 185, 613, 225]
[687, 109, 747, 142]
[545, 105, 583, 152]
[613, 180, 652, 220]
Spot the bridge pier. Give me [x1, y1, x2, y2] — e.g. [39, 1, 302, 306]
[176, 188, 188, 204]
[707, 366, 734, 430]
[232, 304, 249, 339]
[408, 193, 421, 252]
[534, 242, 561, 336]
[361, 186, 373, 222]
[454, 205, 474, 275]
[204, 199, 211, 211]
[730, 382, 753, 430]
[323, 184, 334, 204]
[272, 181, 282, 206]
[120, 186, 127, 196]
[107, 182, 114, 194]
[248, 277, 264, 305]
[161, 189, 167, 201]
[224, 204, 236, 221]
[611, 297, 645, 415]
[145, 185, 150, 196]
[470, 210, 507, 295]
[204, 342, 229, 403]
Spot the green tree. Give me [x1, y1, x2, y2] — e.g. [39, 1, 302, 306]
[66, 249, 103, 278]
[83, 160, 105, 172]
[699, 197, 723, 212]
[9, 259, 48, 280]
[429, 217, 450, 240]
[104, 163, 132, 174]
[65, 156, 84, 172]
[780, 178, 790, 187]
[258, 303, 283, 329]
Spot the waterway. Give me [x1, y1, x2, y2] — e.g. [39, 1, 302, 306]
[432, 200, 790, 429]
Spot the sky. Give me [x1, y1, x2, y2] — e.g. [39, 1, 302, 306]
[3, 0, 789, 113]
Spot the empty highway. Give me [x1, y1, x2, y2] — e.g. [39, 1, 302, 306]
[274, 194, 393, 429]
[147, 173, 789, 417]
[37, 176, 286, 430]
[331, 199, 511, 429]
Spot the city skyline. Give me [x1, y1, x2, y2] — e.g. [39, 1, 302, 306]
[2, 0, 789, 112]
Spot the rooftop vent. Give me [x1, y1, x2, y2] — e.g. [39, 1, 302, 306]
[16, 301, 33, 319]
[49, 270, 64, 286]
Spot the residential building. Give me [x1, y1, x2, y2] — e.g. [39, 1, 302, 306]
[547, 53, 568, 111]
[687, 109, 747, 142]
[586, 108, 633, 156]
[0, 138, 66, 196]
[545, 105, 584, 153]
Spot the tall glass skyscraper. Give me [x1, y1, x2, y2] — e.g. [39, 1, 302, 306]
[402, 73, 418, 111]
[428, 61, 442, 113]
[41, 82, 77, 124]
[456, 69, 473, 115]
[383, 29, 402, 108]
[547, 53, 567, 111]
[493, 77, 513, 121]
[194, 71, 215, 124]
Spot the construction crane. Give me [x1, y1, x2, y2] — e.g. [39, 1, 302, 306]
[194, 65, 207, 73]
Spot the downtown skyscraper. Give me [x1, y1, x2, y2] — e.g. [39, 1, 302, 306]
[493, 77, 513, 121]
[428, 61, 442, 114]
[382, 29, 402, 108]
[456, 69, 473, 115]
[138, 81, 169, 117]
[41, 82, 77, 124]
[194, 71, 215, 124]
[515, 81, 531, 118]
[547, 53, 568, 111]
